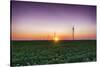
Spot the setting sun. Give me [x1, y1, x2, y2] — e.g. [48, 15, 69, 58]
[54, 36, 59, 42]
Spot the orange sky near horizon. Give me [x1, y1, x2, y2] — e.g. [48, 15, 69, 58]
[12, 30, 96, 40]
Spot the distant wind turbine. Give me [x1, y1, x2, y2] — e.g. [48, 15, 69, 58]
[53, 32, 59, 42]
[72, 26, 75, 40]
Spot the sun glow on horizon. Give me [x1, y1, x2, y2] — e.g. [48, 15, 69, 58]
[53, 36, 59, 42]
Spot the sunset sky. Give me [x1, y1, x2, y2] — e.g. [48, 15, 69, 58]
[11, 1, 96, 40]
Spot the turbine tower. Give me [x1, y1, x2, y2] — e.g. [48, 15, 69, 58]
[72, 26, 74, 40]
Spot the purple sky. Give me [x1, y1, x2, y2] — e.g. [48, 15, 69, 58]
[11, 1, 96, 40]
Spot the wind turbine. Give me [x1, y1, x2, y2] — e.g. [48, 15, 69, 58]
[53, 32, 59, 42]
[72, 26, 75, 40]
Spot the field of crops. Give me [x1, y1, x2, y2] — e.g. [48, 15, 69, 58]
[11, 40, 96, 66]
